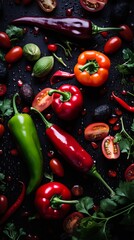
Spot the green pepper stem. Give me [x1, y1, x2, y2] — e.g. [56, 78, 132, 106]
[52, 53, 67, 67]
[92, 23, 122, 35]
[30, 107, 52, 129]
[51, 196, 79, 205]
[89, 165, 115, 197]
[13, 93, 19, 115]
[48, 89, 71, 102]
[79, 60, 99, 74]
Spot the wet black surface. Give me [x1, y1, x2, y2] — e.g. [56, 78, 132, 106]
[0, 0, 134, 240]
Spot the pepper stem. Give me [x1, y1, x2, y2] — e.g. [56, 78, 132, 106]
[30, 107, 52, 129]
[89, 165, 115, 197]
[13, 93, 19, 115]
[51, 196, 79, 208]
[92, 23, 122, 35]
[52, 53, 67, 67]
[79, 60, 99, 74]
[48, 89, 71, 102]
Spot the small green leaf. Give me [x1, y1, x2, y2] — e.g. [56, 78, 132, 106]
[100, 198, 117, 213]
[75, 197, 94, 215]
[6, 25, 24, 40]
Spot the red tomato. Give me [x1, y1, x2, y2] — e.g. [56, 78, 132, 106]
[37, 0, 57, 12]
[124, 163, 134, 181]
[84, 122, 109, 141]
[0, 195, 8, 215]
[119, 25, 134, 42]
[5, 46, 23, 63]
[102, 136, 120, 160]
[47, 44, 58, 52]
[49, 158, 64, 177]
[0, 124, 5, 138]
[0, 84, 7, 97]
[0, 32, 11, 49]
[80, 0, 108, 12]
[104, 36, 122, 54]
[32, 88, 53, 112]
[63, 212, 84, 234]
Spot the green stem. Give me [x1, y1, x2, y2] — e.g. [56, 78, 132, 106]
[92, 23, 122, 35]
[13, 93, 19, 115]
[52, 53, 67, 67]
[30, 107, 52, 129]
[127, 91, 134, 97]
[89, 165, 115, 197]
[48, 89, 71, 102]
[79, 60, 99, 74]
[52, 196, 79, 205]
[120, 117, 134, 143]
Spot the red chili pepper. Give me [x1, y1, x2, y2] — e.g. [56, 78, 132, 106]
[34, 182, 78, 219]
[48, 84, 83, 120]
[31, 108, 115, 197]
[50, 70, 75, 85]
[112, 92, 134, 112]
[0, 181, 26, 225]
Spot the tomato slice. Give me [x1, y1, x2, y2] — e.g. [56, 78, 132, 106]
[32, 88, 53, 112]
[124, 163, 134, 181]
[84, 122, 109, 141]
[80, 0, 108, 12]
[37, 0, 57, 12]
[102, 136, 120, 160]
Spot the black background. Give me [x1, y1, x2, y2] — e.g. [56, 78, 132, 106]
[0, 0, 134, 239]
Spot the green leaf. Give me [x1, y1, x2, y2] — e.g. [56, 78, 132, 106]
[6, 25, 24, 41]
[0, 98, 13, 118]
[100, 198, 117, 213]
[116, 181, 134, 202]
[117, 48, 134, 75]
[75, 197, 94, 215]
[0, 173, 5, 181]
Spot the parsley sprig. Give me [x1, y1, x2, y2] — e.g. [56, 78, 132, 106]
[72, 181, 134, 240]
[117, 48, 134, 78]
[0, 98, 13, 119]
[114, 117, 134, 159]
[3, 222, 26, 240]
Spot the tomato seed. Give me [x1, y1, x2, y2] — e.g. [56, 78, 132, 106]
[108, 170, 117, 178]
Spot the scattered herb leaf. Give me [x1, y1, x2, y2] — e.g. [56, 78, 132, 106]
[6, 25, 25, 43]
[3, 222, 26, 240]
[0, 98, 13, 118]
[75, 197, 94, 215]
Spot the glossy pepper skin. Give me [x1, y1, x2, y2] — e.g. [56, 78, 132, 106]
[8, 93, 43, 194]
[11, 17, 122, 41]
[48, 84, 83, 120]
[31, 108, 115, 197]
[34, 182, 78, 219]
[74, 51, 111, 87]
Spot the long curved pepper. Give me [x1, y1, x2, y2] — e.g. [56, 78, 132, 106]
[8, 93, 44, 194]
[112, 92, 134, 112]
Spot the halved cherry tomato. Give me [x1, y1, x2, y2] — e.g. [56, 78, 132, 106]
[5, 46, 23, 63]
[0, 84, 7, 97]
[0, 195, 8, 215]
[104, 36, 122, 54]
[0, 32, 11, 49]
[0, 124, 5, 138]
[49, 158, 64, 177]
[84, 122, 109, 141]
[32, 88, 53, 112]
[63, 212, 84, 234]
[119, 24, 134, 42]
[80, 0, 108, 12]
[37, 0, 57, 12]
[124, 163, 134, 181]
[102, 135, 120, 160]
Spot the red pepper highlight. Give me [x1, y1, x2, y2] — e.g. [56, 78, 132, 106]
[0, 181, 26, 225]
[48, 84, 83, 120]
[50, 70, 75, 85]
[112, 92, 134, 112]
[31, 108, 115, 197]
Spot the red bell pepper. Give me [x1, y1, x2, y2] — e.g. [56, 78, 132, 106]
[48, 84, 83, 120]
[31, 108, 115, 197]
[34, 182, 78, 219]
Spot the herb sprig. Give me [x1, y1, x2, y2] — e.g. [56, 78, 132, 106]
[114, 117, 134, 159]
[72, 181, 134, 240]
[0, 98, 13, 119]
[3, 222, 26, 240]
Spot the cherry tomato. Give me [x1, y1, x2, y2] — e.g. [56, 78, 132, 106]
[0, 124, 5, 138]
[71, 185, 83, 197]
[5, 46, 23, 63]
[80, 0, 108, 12]
[49, 158, 64, 177]
[101, 136, 120, 160]
[63, 212, 84, 234]
[0, 84, 7, 97]
[0, 32, 11, 49]
[0, 195, 8, 215]
[47, 44, 58, 52]
[104, 36, 122, 54]
[84, 122, 109, 141]
[124, 163, 134, 181]
[32, 88, 53, 112]
[37, 0, 57, 12]
[119, 25, 134, 42]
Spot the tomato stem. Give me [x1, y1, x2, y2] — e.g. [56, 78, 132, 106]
[89, 165, 115, 197]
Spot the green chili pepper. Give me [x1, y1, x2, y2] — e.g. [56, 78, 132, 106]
[8, 93, 43, 194]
